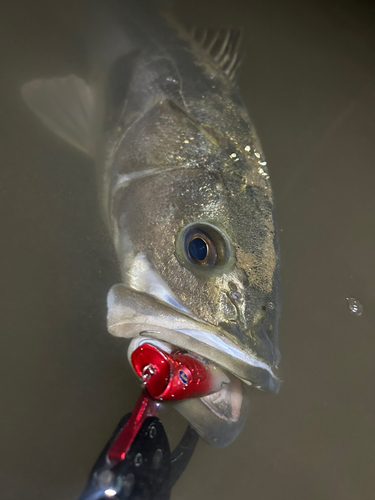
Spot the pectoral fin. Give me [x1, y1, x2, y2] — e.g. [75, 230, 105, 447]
[21, 75, 94, 156]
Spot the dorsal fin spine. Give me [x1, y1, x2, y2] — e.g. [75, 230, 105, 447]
[198, 28, 208, 45]
[214, 30, 231, 61]
[205, 30, 220, 53]
[188, 25, 243, 80]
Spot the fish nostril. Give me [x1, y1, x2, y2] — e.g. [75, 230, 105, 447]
[231, 291, 242, 301]
[228, 282, 243, 301]
[228, 281, 238, 291]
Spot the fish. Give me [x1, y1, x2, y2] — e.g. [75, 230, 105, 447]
[22, 0, 281, 447]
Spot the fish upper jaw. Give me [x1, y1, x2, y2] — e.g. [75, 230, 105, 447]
[107, 283, 281, 393]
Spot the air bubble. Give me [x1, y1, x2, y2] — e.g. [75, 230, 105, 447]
[346, 297, 363, 316]
[153, 449, 163, 469]
[97, 470, 115, 489]
[134, 453, 143, 467]
[122, 474, 135, 498]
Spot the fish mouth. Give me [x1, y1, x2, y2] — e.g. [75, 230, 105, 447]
[107, 284, 281, 394]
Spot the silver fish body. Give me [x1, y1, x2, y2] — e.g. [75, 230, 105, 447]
[22, 0, 281, 446]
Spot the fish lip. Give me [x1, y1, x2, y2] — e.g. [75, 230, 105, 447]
[107, 284, 281, 393]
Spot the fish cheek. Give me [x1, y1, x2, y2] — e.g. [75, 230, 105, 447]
[142, 178, 225, 323]
[112, 171, 235, 327]
[110, 179, 206, 318]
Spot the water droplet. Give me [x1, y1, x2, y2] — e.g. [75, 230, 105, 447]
[346, 297, 363, 316]
[258, 166, 269, 178]
[244, 145, 251, 152]
[153, 449, 163, 469]
[97, 470, 115, 489]
[230, 153, 237, 158]
[149, 426, 157, 438]
[122, 473, 135, 498]
[134, 453, 143, 467]
[268, 302, 275, 309]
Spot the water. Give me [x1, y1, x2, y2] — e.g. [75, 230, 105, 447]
[1, 0, 375, 499]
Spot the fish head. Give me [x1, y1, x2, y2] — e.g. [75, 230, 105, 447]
[104, 98, 281, 446]
[108, 127, 280, 393]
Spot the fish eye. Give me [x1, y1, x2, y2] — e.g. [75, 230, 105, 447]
[179, 223, 231, 269]
[189, 236, 208, 262]
[188, 234, 214, 265]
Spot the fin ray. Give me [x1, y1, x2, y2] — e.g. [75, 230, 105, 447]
[21, 75, 94, 156]
[190, 27, 243, 80]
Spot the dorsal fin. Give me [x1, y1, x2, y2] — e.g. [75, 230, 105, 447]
[189, 27, 243, 80]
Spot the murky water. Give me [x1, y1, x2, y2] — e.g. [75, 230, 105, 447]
[1, 0, 375, 499]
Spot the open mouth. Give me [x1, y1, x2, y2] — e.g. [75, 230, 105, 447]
[107, 283, 280, 447]
[107, 283, 280, 392]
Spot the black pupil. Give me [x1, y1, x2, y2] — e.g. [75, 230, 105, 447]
[189, 237, 208, 261]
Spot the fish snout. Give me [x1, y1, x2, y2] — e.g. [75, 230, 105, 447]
[218, 296, 280, 368]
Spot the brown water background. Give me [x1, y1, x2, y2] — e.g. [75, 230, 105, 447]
[1, 0, 374, 498]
